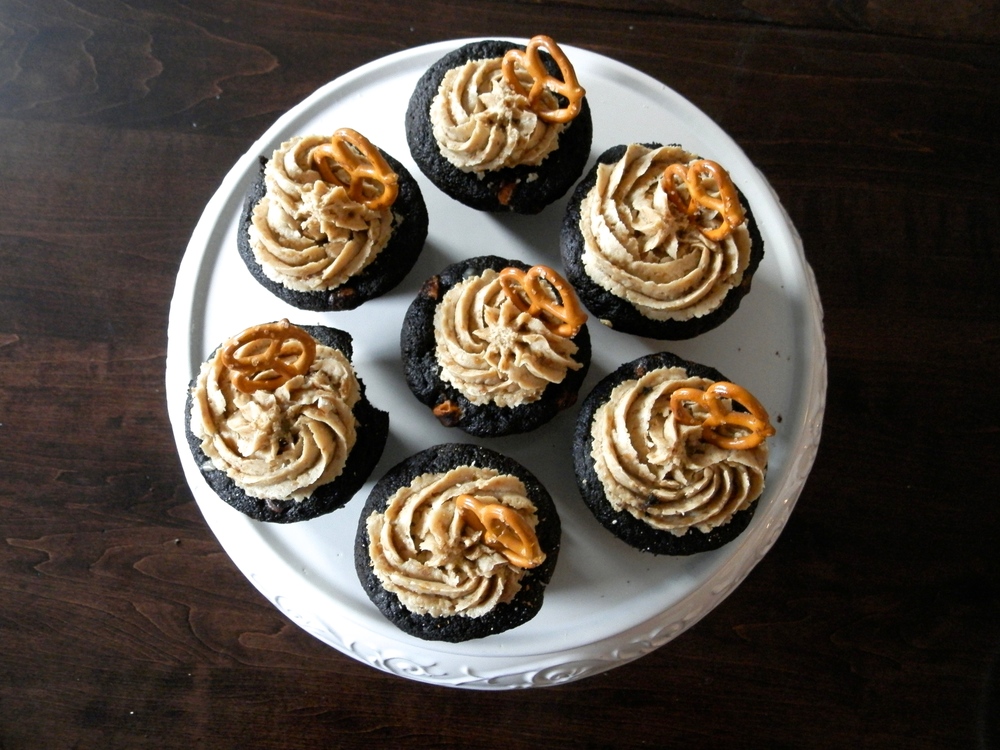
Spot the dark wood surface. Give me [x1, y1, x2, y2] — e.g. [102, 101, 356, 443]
[2, 2, 998, 747]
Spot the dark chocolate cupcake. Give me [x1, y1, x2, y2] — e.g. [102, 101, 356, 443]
[185, 320, 389, 523]
[405, 36, 592, 213]
[572, 351, 774, 555]
[560, 143, 764, 339]
[355, 443, 561, 642]
[237, 130, 428, 311]
[401, 255, 591, 437]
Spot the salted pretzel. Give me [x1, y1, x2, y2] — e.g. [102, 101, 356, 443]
[498, 264, 587, 338]
[220, 320, 316, 394]
[501, 35, 585, 124]
[310, 128, 398, 210]
[661, 159, 746, 241]
[669, 381, 775, 450]
[456, 494, 544, 569]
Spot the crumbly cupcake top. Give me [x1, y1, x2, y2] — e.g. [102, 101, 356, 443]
[365, 465, 543, 618]
[433, 266, 584, 408]
[190, 321, 360, 502]
[590, 365, 771, 535]
[249, 132, 398, 292]
[579, 144, 752, 322]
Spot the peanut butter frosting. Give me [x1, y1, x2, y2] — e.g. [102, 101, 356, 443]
[434, 268, 583, 408]
[579, 144, 752, 321]
[590, 366, 768, 535]
[430, 57, 565, 174]
[190, 340, 360, 502]
[249, 134, 396, 292]
[365, 466, 542, 618]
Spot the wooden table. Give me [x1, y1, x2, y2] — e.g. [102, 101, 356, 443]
[2, 2, 998, 747]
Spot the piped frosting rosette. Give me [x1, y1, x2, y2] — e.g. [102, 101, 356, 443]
[249, 134, 395, 293]
[191, 326, 360, 502]
[434, 267, 583, 408]
[579, 144, 751, 321]
[365, 465, 541, 618]
[573, 351, 773, 555]
[431, 57, 565, 174]
[590, 366, 767, 535]
[561, 143, 763, 339]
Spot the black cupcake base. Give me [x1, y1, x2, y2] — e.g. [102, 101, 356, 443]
[405, 39, 593, 214]
[560, 143, 764, 340]
[400, 255, 591, 437]
[355, 443, 560, 642]
[185, 324, 389, 523]
[572, 351, 759, 555]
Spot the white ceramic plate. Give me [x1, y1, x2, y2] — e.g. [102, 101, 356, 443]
[166, 38, 826, 690]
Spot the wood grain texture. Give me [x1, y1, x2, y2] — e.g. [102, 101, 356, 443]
[1, 1, 998, 747]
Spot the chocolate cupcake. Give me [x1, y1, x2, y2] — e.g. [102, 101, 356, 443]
[401, 255, 591, 437]
[561, 143, 764, 339]
[572, 351, 774, 555]
[355, 443, 561, 642]
[185, 320, 389, 523]
[237, 129, 428, 311]
[405, 35, 593, 213]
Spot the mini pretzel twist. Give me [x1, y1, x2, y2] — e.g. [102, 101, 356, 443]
[498, 264, 588, 338]
[310, 128, 398, 210]
[220, 320, 317, 394]
[669, 381, 775, 450]
[456, 494, 544, 569]
[661, 159, 746, 241]
[501, 35, 585, 124]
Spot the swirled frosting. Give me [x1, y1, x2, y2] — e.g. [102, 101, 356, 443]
[579, 144, 752, 321]
[590, 366, 768, 535]
[430, 57, 565, 174]
[190, 341, 360, 502]
[365, 466, 541, 617]
[249, 135, 396, 292]
[434, 268, 583, 407]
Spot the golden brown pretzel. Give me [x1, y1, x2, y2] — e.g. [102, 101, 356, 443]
[661, 159, 746, 241]
[311, 128, 398, 210]
[456, 494, 544, 569]
[670, 381, 775, 450]
[220, 320, 316, 394]
[501, 35, 585, 124]
[498, 264, 587, 338]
